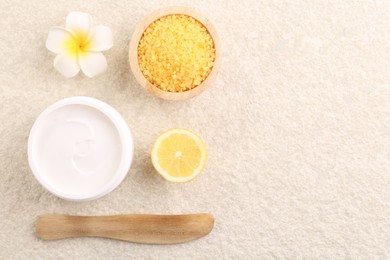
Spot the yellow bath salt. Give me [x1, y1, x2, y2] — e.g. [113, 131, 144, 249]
[137, 14, 215, 92]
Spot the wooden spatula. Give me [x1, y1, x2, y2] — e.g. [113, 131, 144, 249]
[35, 213, 214, 244]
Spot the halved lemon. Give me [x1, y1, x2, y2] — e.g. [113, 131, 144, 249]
[151, 128, 207, 183]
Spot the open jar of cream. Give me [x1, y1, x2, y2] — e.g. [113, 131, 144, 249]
[28, 97, 133, 201]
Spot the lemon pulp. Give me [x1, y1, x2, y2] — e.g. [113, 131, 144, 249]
[151, 128, 207, 183]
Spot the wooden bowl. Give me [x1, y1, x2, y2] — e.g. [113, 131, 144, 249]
[129, 7, 222, 100]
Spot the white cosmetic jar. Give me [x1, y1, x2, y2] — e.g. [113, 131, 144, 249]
[28, 97, 133, 201]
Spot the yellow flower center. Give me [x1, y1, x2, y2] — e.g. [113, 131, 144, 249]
[64, 31, 91, 57]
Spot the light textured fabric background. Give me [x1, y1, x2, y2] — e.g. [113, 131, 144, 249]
[0, 0, 389, 259]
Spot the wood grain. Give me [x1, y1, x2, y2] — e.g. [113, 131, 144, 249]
[129, 6, 222, 100]
[35, 214, 214, 244]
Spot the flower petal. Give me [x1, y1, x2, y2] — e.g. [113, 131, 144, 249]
[66, 12, 92, 36]
[46, 27, 74, 54]
[54, 51, 80, 78]
[79, 52, 107, 78]
[88, 26, 113, 52]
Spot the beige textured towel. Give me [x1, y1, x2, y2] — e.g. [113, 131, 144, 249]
[0, 0, 389, 258]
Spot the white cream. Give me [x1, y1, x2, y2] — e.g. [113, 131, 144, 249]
[28, 97, 133, 201]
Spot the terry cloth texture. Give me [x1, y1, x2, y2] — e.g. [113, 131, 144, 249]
[0, 0, 389, 259]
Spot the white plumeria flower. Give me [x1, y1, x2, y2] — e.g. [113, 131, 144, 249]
[46, 12, 113, 78]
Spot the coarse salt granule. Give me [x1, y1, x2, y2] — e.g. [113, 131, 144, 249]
[137, 14, 215, 92]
